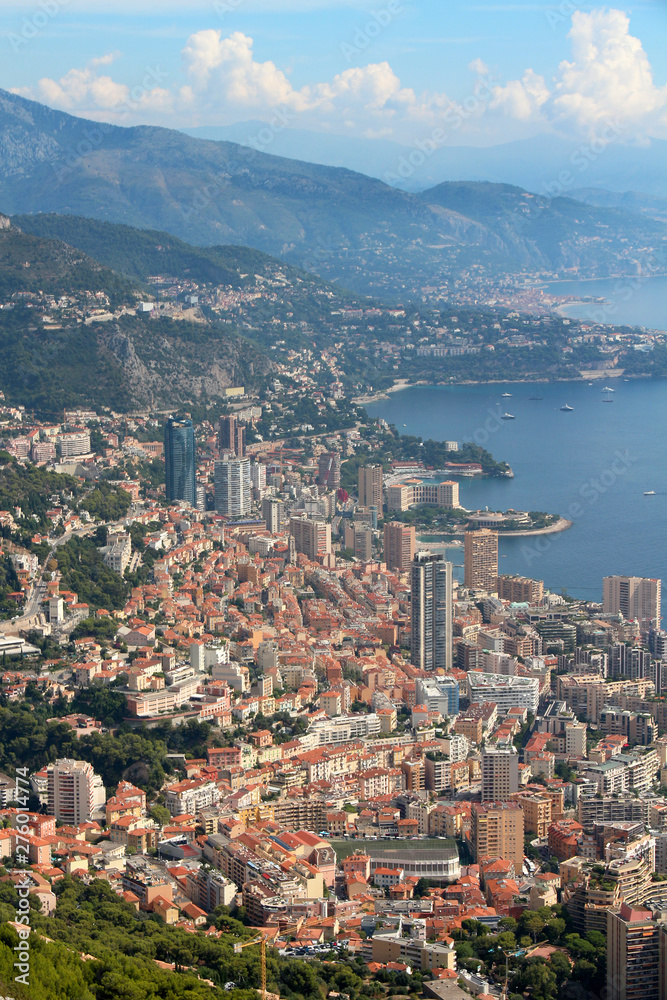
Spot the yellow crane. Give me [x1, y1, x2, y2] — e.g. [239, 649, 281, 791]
[234, 935, 267, 998]
[233, 922, 304, 999]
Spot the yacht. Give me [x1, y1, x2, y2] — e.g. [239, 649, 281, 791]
[560, 404, 574, 411]
[501, 412, 515, 420]
[501, 392, 512, 397]
[601, 386, 615, 392]
[645, 490, 656, 496]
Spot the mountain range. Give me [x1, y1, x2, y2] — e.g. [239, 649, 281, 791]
[183, 122, 667, 201]
[1, 89, 666, 299]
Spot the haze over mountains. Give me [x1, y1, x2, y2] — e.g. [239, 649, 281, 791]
[1, 88, 666, 299]
[183, 122, 667, 201]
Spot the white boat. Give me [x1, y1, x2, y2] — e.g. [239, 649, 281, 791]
[601, 386, 615, 392]
[501, 392, 512, 397]
[501, 412, 515, 420]
[560, 404, 574, 411]
[645, 490, 656, 496]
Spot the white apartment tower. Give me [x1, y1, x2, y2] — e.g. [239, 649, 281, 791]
[47, 758, 104, 825]
[214, 458, 251, 517]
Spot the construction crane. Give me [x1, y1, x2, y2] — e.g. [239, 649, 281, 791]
[234, 935, 267, 998]
[233, 923, 303, 999]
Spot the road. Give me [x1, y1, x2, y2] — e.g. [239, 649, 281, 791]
[5, 521, 115, 631]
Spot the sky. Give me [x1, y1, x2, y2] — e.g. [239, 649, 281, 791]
[2, 0, 667, 147]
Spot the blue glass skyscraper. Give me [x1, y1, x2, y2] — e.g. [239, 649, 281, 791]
[164, 417, 196, 506]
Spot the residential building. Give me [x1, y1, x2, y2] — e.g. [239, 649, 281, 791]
[262, 498, 282, 534]
[467, 672, 540, 715]
[464, 529, 498, 591]
[481, 746, 519, 802]
[317, 452, 340, 490]
[384, 522, 416, 573]
[47, 759, 104, 825]
[411, 551, 453, 672]
[603, 575, 662, 628]
[471, 801, 524, 873]
[606, 902, 667, 1000]
[358, 464, 383, 509]
[104, 532, 132, 575]
[214, 458, 251, 517]
[289, 517, 331, 560]
[497, 575, 544, 604]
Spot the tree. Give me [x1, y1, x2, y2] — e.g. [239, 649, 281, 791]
[149, 804, 171, 826]
[520, 910, 545, 943]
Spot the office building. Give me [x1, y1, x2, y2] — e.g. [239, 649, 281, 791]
[411, 551, 453, 672]
[359, 464, 383, 509]
[464, 529, 498, 591]
[471, 801, 524, 873]
[47, 758, 104, 825]
[262, 498, 283, 534]
[384, 522, 416, 573]
[606, 902, 667, 1000]
[214, 458, 251, 516]
[416, 675, 460, 716]
[165, 417, 197, 507]
[317, 452, 341, 490]
[289, 517, 331, 561]
[481, 746, 519, 801]
[604, 576, 662, 628]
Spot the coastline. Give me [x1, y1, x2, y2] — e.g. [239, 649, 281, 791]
[417, 518, 572, 545]
[354, 375, 646, 404]
[495, 517, 573, 538]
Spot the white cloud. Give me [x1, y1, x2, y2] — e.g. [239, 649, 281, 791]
[13, 56, 173, 118]
[491, 68, 549, 121]
[12, 9, 667, 144]
[491, 9, 667, 137]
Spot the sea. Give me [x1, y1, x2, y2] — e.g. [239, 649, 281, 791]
[365, 376, 667, 604]
[548, 274, 667, 330]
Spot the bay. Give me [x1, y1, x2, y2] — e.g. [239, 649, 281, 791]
[365, 378, 667, 604]
[546, 274, 667, 330]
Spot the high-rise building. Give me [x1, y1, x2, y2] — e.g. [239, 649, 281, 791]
[250, 462, 267, 494]
[606, 902, 667, 1000]
[384, 522, 416, 573]
[219, 414, 236, 454]
[471, 801, 524, 873]
[464, 529, 499, 591]
[47, 758, 104, 825]
[359, 464, 383, 509]
[289, 517, 331, 561]
[603, 576, 662, 628]
[235, 424, 246, 458]
[497, 575, 544, 604]
[481, 746, 519, 801]
[164, 417, 197, 507]
[411, 551, 453, 672]
[317, 452, 341, 490]
[214, 458, 251, 516]
[262, 498, 283, 534]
